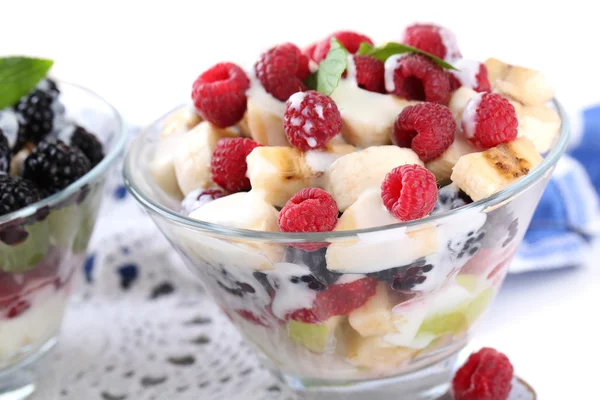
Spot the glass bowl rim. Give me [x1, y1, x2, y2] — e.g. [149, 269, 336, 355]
[0, 81, 127, 224]
[123, 98, 570, 242]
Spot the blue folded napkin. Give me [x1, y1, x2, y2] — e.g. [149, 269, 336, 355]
[511, 105, 600, 273]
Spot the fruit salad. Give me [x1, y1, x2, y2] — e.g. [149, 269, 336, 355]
[145, 24, 560, 382]
[0, 60, 107, 368]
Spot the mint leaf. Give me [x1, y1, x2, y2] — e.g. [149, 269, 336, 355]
[305, 38, 348, 95]
[0, 57, 54, 109]
[357, 42, 457, 70]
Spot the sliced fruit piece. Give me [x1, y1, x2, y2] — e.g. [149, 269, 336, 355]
[416, 283, 471, 338]
[465, 287, 495, 327]
[448, 86, 477, 123]
[484, 57, 554, 106]
[329, 80, 419, 147]
[149, 131, 187, 200]
[346, 326, 418, 369]
[517, 104, 561, 153]
[288, 316, 342, 353]
[455, 274, 481, 293]
[246, 75, 289, 146]
[47, 205, 81, 248]
[426, 135, 477, 184]
[160, 107, 202, 139]
[451, 137, 543, 202]
[304, 143, 356, 188]
[326, 146, 423, 212]
[172, 121, 238, 196]
[0, 221, 49, 273]
[348, 282, 395, 337]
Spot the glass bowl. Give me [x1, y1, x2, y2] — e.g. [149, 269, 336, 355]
[124, 100, 569, 399]
[0, 82, 125, 398]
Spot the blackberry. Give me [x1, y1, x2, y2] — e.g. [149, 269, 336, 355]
[284, 246, 341, 286]
[0, 175, 40, 217]
[480, 206, 519, 250]
[367, 258, 433, 292]
[37, 78, 60, 98]
[214, 267, 256, 298]
[448, 230, 485, 259]
[289, 274, 328, 292]
[0, 129, 10, 173]
[13, 89, 56, 146]
[70, 126, 104, 167]
[23, 139, 91, 196]
[432, 183, 472, 214]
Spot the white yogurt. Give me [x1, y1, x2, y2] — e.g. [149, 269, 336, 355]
[246, 69, 286, 117]
[265, 263, 318, 320]
[0, 285, 69, 365]
[384, 54, 405, 93]
[345, 54, 358, 85]
[451, 59, 482, 90]
[0, 110, 20, 148]
[438, 26, 461, 61]
[304, 150, 344, 174]
[461, 92, 484, 139]
[287, 92, 306, 110]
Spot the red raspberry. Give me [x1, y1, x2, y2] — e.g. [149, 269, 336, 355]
[6, 298, 31, 319]
[289, 277, 378, 323]
[450, 60, 492, 93]
[313, 31, 374, 63]
[353, 55, 385, 93]
[255, 43, 310, 102]
[461, 93, 518, 149]
[402, 23, 462, 61]
[393, 103, 456, 162]
[235, 309, 269, 327]
[278, 188, 338, 234]
[303, 42, 318, 61]
[381, 165, 438, 221]
[453, 347, 514, 400]
[283, 91, 342, 151]
[388, 54, 452, 104]
[191, 62, 250, 128]
[211, 138, 262, 193]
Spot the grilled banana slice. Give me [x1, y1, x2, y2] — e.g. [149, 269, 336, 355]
[426, 135, 477, 184]
[326, 146, 423, 212]
[172, 121, 237, 195]
[484, 58, 554, 107]
[451, 137, 543, 201]
[330, 80, 419, 147]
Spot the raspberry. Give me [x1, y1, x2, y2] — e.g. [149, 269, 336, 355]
[278, 188, 338, 237]
[461, 93, 518, 149]
[283, 91, 342, 151]
[289, 277, 377, 323]
[402, 23, 461, 61]
[313, 31, 374, 63]
[381, 165, 438, 221]
[0, 175, 40, 217]
[388, 54, 451, 104]
[353, 55, 385, 93]
[392, 103, 456, 162]
[210, 138, 261, 193]
[70, 126, 104, 167]
[0, 129, 10, 173]
[23, 139, 91, 196]
[450, 60, 492, 93]
[453, 347, 514, 400]
[191, 62, 250, 128]
[303, 42, 318, 61]
[6, 298, 31, 319]
[235, 309, 269, 327]
[255, 43, 310, 102]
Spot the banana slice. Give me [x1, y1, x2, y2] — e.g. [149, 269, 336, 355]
[348, 282, 396, 337]
[448, 86, 477, 123]
[246, 73, 289, 146]
[172, 121, 238, 196]
[484, 58, 554, 107]
[326, 146, 423, 212]
[517, 104, 561, 153]
[305, 142, 356, 187]
[150, 132, 186, 200]
[330, 80, 419, 147]
[326, 189, 438, 273]
[246, 146, 312, 208]
[160, 107, 202, 139]
[426, 135, 477, 184]
[451, 137, 543, 201]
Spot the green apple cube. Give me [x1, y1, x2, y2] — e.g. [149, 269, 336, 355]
[0, 220, 49, 273]
[288, 317, 340, 353]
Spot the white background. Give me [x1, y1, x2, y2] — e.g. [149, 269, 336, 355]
[3, 1, 600, 398]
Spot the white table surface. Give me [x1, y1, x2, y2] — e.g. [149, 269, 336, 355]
[4, 1, 600, 398]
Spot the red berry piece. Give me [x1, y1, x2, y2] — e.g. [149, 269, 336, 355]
[461, 93, 518, 149]
[191, 62, 250, 128]
[388, 54, 451, 104]
[450, 60, 492, 93]
[353, 55, 385, 93]
[453, 347, 514, 400]
[211, 138, 262, 193]
[402, 23, 461, 61]
[283, 91, 342, 151]
[303, 42, 318, 62]
[289, 277, 378, 323]
[6, 298, 31, 319]
[393, 103, 456, 162]
[278, 188, 339, 251]
[255, 43, 310, 102]
[381, 165, 438, 221]
[313, 31, 374, 63]
[235, 309, 269, 327]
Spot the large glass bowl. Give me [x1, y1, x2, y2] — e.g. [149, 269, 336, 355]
[124, 100, 569, 399]
[0, 83, 125, 398]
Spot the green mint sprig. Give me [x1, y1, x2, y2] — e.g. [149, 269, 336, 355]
[357, 42, 458, 70]
[0, 56, 54, 109]
[305, 38, 348, 95]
